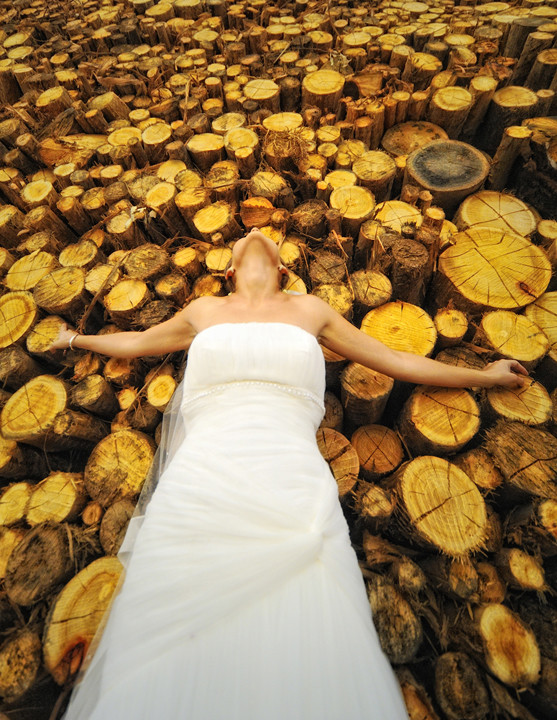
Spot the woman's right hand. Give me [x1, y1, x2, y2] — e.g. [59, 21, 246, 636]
[481, 358, 529, 389]
[48, 322, 77, 351]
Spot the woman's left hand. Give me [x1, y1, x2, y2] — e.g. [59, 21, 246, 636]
[482, 359, 529, 389]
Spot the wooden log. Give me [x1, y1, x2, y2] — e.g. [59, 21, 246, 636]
[395, 667, 440, 720]
[481, 86, 539, 150]
[329, 186, 375, 237]
[366, 574, 423, 664]
[42, 556, 123, 685]
[309, 249, 346, 286]
[485, 373, 554, 431]
[361, 301, 437, 358]
[0, 345, 44, 391]
[24, 205, 76, 244]
[340, 362, 394, 428]
[352, 482, 395, 534]
[454, 190, 538, 237]
[88, 91, 130, 122]
[390, 237, 430, 305]
[387, 556, 427, 596]
[472, 604, 541, 689]
[312, 283, 353, 319]
[420, 556, 480, 602]
[33, 266, 89, 324]
[124, 244, 170, 282]
[433, 307, 468, 349]
[321, 391, 343, 434]
[494, 547, 547, 591]
[404, 140, 490, 216]
[526, 48, 557, 90]
[185, 132, 224, 171]
[59, 239, 106, 272]
[385, 456, 488, 556]
[1, 374, 105, 450]
[85, 264, 122, 298]
[475, 310, 549, 371]
[524, 292, 557, 391]
[315, 427, 359, 500]
[505, 500, 557, 558]
[485, 420, 557, 500]
[0, 628, 42, 702]
[99, 499, 136, 555]
[103, 356, 141, 387]
[193, 200, 240, 241]
[0, 291, 39, 350]
[352, 151, 396, 202]
[381, 121, 448, 158]
[26, 315, 70, 364]
[26, 472, 88, 526]
[84, 429, 156, 507]
[398, 385, 480, 455]
[70, 374, 118, 418]
[103, 278, 152, 328]
[350, 424, 404, 482]
[5, 250, 59, 292]
[302, 70, 345, 112]
[461, 76, 498, 141]
[349, 269, 392, 323]
[249, 171, 295, 209]
[402, 52, 442, 90]
[0, 482, 33, 526]
[4, 522, 75, 606]
[0, 205, 26, 248]
[488, 126, 533, 191]
[434, 227, 551, 313]
[0, 434, 46, 480]
[427, 87, 473, 139]
[434, 652, 490, 719]
[452, 447, 503, 493]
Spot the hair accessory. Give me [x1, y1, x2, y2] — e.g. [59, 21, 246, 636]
[68, 332, 79, 351]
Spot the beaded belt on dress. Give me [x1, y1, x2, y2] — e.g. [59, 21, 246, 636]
[182, 379, 325, 412]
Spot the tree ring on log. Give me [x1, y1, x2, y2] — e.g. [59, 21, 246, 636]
[361, 301, 437, 356]
[43, 555, 123, 685]
[454, 190, 538, 237]
[0, 291, 38, 350]
[399, 385, 481, 455]
[381, 121, 448, 157]
[405, 140, 490, 215]
[436, 227, 551, 312]
[1, 375, 67, 445]
[393, 455, 487, 556]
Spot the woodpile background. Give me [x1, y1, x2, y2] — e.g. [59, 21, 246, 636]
[0, 0, 556, 717]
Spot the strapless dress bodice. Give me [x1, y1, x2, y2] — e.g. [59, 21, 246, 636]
[181, 322, 326, 423]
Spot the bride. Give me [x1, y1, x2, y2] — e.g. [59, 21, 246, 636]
[50, 228, 527, 720]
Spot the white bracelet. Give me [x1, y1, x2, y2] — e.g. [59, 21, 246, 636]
[68, 333, 80, 350]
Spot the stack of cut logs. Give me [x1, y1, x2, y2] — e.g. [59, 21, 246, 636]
[0, 0, 556, 717]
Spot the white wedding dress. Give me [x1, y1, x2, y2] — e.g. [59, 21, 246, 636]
[62, 322, 410, 720]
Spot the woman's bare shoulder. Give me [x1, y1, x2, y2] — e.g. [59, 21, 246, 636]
[178, 296, 227, 329]
[285, 293, 334, 332]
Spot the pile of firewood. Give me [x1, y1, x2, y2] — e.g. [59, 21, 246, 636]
[0, 0, 556, 717]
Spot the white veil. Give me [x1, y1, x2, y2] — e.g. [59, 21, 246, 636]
[64, 355, 188, 697]
[117, 356, 187, 569]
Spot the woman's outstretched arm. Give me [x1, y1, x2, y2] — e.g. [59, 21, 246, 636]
[311, 296, 528, 389]
[48, 301, 203, 358]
